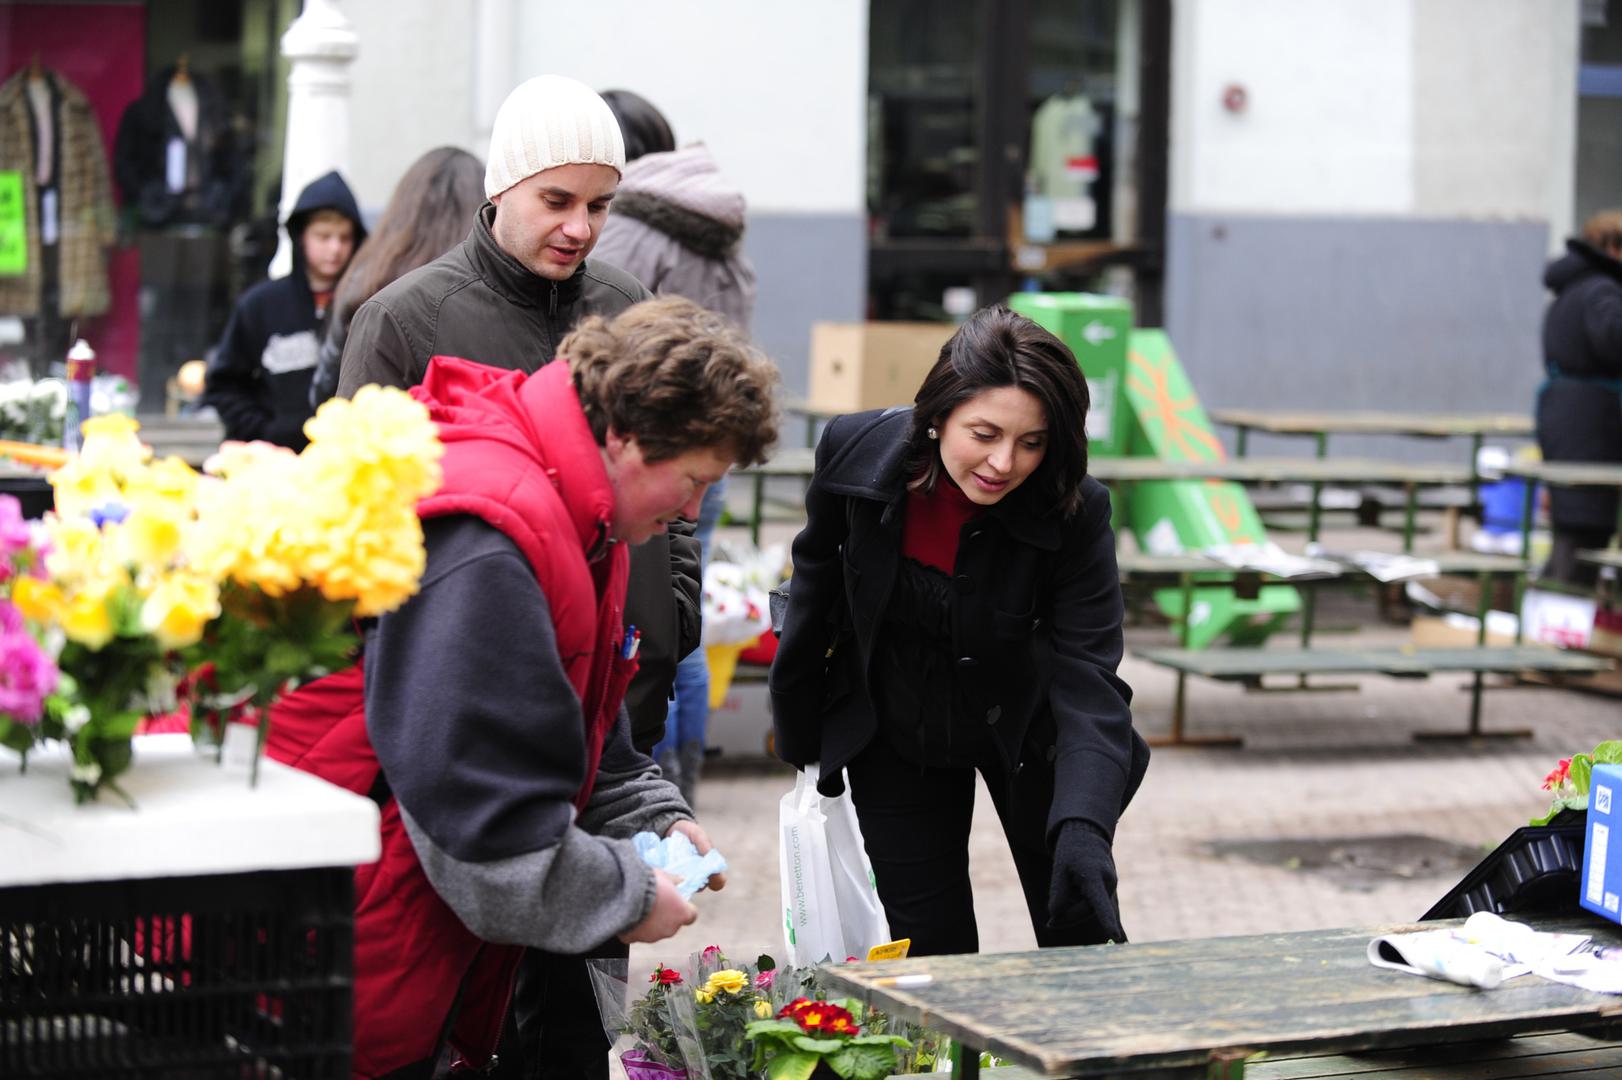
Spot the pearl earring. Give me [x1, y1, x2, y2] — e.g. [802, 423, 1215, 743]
[927, 427, 938, 440]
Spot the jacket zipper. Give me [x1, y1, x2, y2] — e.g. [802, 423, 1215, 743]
[548, 281, 559, 318]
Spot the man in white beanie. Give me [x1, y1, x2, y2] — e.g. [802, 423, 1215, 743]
[337, 73, 649, 394]
[332, 74, 707, 1080]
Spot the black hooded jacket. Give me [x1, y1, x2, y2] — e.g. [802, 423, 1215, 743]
[1536, 239, 1622, 531]
[204, 171, 367, 449]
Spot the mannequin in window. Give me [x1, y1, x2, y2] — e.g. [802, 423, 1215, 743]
[0, 57, 116, 373]
[113, 57, 242, 228]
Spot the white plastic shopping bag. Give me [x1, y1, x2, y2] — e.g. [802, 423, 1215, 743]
[778, 764, 890, 966]
[822, 776, 891, 957]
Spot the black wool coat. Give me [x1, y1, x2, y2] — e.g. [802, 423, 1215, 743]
[769, 408, 1148, 842]
[1537, 239, 1622, 532]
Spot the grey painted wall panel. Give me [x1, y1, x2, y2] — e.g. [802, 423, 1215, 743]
[741, 212, 867, 399]
[1164, 212, 1549, 459]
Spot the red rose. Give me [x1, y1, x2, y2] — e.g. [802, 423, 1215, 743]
[650, 965, 682, 986]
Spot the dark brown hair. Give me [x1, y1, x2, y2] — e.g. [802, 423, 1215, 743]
[329, 147, 484, 332]
[599, 89, 676, 162]
[561, 296, 780, 466]
[909, 305, 1091, 517]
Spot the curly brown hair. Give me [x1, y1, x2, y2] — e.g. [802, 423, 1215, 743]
[561, 296, 780, 465]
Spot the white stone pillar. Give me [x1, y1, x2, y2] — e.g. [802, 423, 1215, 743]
[472, 0, 518, 163]
[270, 0, 359, 280]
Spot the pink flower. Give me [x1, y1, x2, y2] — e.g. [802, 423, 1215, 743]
[701, 945, 722, 962]
[0, 600, 57, 725]
[0, 496, 33, 560]
[755, 969, 776, 990]
[1543, 758, 1573, 791]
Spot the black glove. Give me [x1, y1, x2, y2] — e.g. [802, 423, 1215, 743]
[1047, 819, 1126, 943]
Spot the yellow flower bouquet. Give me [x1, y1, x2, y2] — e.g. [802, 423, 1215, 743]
[11, 388, 442, 802]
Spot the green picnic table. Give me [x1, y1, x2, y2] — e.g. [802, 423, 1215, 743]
[1210, 409, 1535, 523]
[1117, 551, 1541, 745]
[822, 914, 1622, 1079]
[737, 452, 1474, 550]
[1504, 460, 1622, 638]
[1135, 643, 1612, 745]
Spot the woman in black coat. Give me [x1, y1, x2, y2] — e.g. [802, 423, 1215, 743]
[1537, 209, 1622, 585]
[770, 306, 1148, 956]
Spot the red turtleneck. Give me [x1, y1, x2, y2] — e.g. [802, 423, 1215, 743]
[901, 478, 985, 573]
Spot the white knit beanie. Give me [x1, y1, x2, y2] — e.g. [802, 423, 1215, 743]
[484, 75, 627, 198]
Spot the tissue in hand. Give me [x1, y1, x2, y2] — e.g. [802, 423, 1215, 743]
[633, 831, 728, 899]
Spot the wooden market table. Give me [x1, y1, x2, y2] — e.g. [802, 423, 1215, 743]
[826, 915, 1622, 1079]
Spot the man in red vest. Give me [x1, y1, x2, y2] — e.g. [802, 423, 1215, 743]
[269, 296, 779, 1078]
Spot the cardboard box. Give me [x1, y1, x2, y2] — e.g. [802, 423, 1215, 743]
[808, 322, 956, 414]
[1582, 764, 1622, 923]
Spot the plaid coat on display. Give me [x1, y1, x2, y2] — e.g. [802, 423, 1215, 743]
[0, 69, 115, 318]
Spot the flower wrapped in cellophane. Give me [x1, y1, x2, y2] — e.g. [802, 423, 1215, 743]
[181, 385, 443, 781]
[6, 387, 443, 801]
[12, 415, 217, 801]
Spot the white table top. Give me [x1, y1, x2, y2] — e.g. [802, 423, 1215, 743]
[0, 734, 380, 887]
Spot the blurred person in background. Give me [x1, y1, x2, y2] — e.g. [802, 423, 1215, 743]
[1537, 209, 1622, 585]
[307, 146, 484, 408]
[596, 88, 757, 807]
[204, 170, 365, 448]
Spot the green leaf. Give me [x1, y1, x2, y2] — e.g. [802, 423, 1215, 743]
[765, 1051, 821, 1080]
[1572, 754, 1596, 795]
[790, 1034, 845, 1053]
[1531, 792, 1591, 826]
[1594, 741, 1622, 765]
[757, 953, 777, 972]
[827, 1042, 902, 1080]
[746, 1019, 803, 1039]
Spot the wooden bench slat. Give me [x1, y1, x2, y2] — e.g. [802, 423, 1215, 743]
[1136, 646, 1613, 679]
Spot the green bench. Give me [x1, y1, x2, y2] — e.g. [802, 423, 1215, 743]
[1136, 644, 1613, 746]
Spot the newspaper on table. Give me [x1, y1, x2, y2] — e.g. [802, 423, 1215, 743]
[1200, 542, 1342, 581]
[1305, 544, 1441, 583]
[1367, 911, 1614, 992]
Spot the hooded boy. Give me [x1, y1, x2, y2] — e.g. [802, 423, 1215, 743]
[204, 170, 366, 448]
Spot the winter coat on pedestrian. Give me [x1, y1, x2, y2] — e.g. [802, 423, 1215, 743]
[0, 68, 115, 318]
[1537, 238, 1622, 534]
[592, 143, 756, 331]
[266, 356, 692, 1078]
[769, 407, 1149, 843]
[335, 202, 701, 745]
[202, 170, 366, 449]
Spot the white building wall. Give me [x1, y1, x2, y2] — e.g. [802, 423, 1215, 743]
[1170, 0, 1579, 230]
[1170, 0, 1414, 216]
[509, 0, 868, 215]
[341, 1, 476, 212]
[1163, 0, 1581, 445]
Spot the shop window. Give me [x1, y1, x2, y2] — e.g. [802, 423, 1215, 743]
[0, 0, 289, 413]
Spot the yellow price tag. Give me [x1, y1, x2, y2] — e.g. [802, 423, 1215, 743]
[865, 938, 911, 961]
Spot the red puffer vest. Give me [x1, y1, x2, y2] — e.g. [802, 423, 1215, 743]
[265, 358, 634, 1079]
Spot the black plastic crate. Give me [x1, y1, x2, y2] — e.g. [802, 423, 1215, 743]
[1, 867, 354, 1078]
